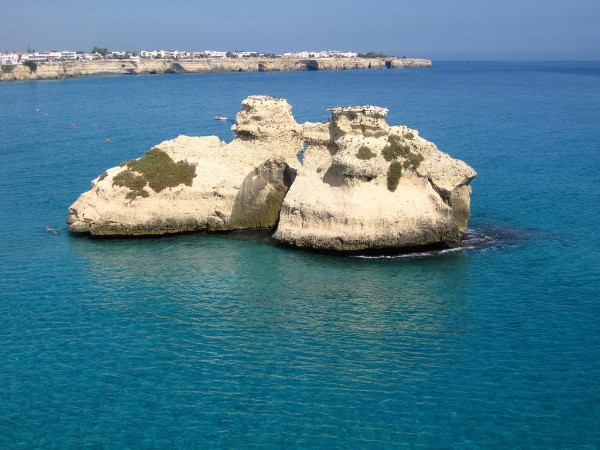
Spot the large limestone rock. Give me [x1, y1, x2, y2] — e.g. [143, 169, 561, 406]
[67, 96, 302, 235]
[67, 95, 476, 253]
[272, 106, 476, 251]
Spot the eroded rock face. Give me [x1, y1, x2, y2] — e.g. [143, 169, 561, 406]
[229, 160, 296, 230]
[1, 58, 432, 82]
[67, 96, 302, 235]
[272, 106, 476, 251]
[67, 96, 476, 252]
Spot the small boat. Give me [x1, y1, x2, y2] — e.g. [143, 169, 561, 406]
[214, 115, 227, 121]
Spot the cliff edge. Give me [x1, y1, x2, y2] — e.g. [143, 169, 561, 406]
[1, 57, 431, 82]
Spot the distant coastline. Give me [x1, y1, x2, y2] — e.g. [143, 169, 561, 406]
[0, 57, 431, 82]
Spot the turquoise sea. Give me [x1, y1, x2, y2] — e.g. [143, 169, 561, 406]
[1, 62, 599, 448]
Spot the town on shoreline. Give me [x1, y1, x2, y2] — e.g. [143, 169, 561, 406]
[0, 48, 431, 82]
[1, 47, 400, 66]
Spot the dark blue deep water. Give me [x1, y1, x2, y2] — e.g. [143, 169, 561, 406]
[1, 62, 599, 448]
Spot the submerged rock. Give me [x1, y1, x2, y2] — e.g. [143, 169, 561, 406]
[67, 96, 476, 252]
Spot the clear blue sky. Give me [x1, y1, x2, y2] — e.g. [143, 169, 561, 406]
[2, 0, 599, 60]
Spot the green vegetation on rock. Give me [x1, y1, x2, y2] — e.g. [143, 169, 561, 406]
[126, 148, 196, 192]
[23, 60, 37, 72]
[382, 135, 424, 192]
[381, 135, 424, 168]
[112, 148, 196, 199]
[98, 171, 108, 182]
[113, 170, 150, 200]
[1, 65, 15, 73]
[387, 161, 403, 192]
[356, 146, 376, 160]
[357, 52, 389, 58]
[404, 132, 415, 139]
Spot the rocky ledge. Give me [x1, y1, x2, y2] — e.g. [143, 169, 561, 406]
[67, 96, 476, 252]
[1, 57, 431, 82]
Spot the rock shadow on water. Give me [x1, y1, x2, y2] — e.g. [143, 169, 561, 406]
[344, 225, 536, 260]
[68, 224, 535, 262]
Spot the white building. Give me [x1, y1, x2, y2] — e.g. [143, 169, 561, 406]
[325, 50, 358, 58]
[81, 52, 99, 60]
[0, 53, 19, 65]
[46, 51, 62, 61]
[232, 51, 258, 58]
[283, 51, 310, 58]
[283, 50, 358, 58]
[23, 53, 48, 62]
[205, 50, 227, 58]
[144, 50, 186, 59]
[60, 51, 77, 60]
[140, 50, 158, 58]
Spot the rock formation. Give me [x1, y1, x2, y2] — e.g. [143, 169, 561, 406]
[273, 106, 475, 251]
[67, 96, 476, 252]
[67, 96, 302, 235]
[1, 57, 431, 82]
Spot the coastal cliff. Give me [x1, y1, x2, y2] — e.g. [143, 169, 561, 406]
[1, 57, 431, 81]
[67, 95, 475, 252]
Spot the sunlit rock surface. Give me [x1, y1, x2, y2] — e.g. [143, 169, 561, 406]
[67, 96, 302, 235]
[273, 106, 476, 251]
[68, 96, 475, 252]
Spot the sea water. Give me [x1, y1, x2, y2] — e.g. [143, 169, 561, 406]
[1, 62, 599, 448]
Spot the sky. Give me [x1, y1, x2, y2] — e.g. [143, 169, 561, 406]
[2, 0, 599, 60]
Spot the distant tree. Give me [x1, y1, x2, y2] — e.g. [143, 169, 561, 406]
[358, 52, 389, 58]
[225, 51, 233, 58]
[92, 47, 109, 56]
[264, 53, 278, 58]
[250, 52, 259, 57]
[23, 60, 37, 72]
[76, 51, 84, 54]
